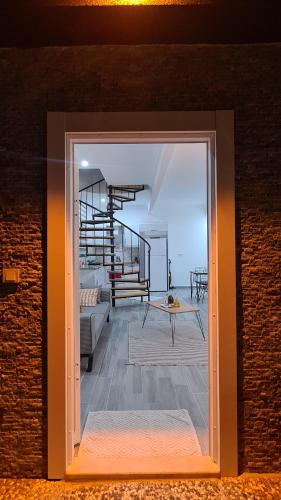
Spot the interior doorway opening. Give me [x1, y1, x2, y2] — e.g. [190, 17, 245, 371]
[75, 142, 209, 469]
[47, 112, 237, 479]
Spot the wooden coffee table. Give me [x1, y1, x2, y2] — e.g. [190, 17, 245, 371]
[142, 300, 205, 345]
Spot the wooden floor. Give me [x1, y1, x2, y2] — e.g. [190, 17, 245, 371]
[80, 287, 209, 455]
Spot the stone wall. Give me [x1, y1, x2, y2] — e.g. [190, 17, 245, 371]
[0, 44, 280, 477]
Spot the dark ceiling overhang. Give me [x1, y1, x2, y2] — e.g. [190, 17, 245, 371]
[1, 2, 281, 47]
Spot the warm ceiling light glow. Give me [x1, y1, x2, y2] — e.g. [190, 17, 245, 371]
[81, 160, 89, 167]
[45, 1, 204, 5]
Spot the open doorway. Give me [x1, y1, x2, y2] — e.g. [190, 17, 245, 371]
[74, 140, 209, 469]
[47, 112, 237, 479]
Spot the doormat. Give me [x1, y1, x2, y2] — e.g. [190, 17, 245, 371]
[78, 409, 202, 459]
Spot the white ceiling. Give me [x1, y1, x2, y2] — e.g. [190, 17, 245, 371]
[75, 143, 164, 186]
[75, 142, 207, 221]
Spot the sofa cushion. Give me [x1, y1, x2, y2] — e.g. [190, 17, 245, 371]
[96, 284, 102, 303]
[80, 289, 110, 359]
[81, 302, 110, 316]
[80, 288, 98, 306]
[100, 288, 111, 303]
[91, 302, 110, 316]
[94, 314, 104, 340]
[80, 312, 96, 354]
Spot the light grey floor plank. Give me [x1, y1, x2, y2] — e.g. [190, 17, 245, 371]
[80, 371, 99, 405]
[89, 377, 111, 412]
[200, 366, 209, 387]
[106, 385, 121, 411]
[142, 368, 160, 405]
[175, 384, 208, 455]
[194, 392, 209, 426]
[80, 403, 89, 428]
[131, 365, 142, 394]
[185, 366, 208, 394]
[158, 377, 179, 410]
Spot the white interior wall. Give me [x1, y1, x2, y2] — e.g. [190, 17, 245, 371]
[168, 209, 207, 287]
[116, 205, 166, 235]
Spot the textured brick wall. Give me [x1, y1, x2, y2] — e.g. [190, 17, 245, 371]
[0, 44, 280, 477]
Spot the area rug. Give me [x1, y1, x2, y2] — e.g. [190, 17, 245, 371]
[78, 409, 202, 458]
[128, 320, 208, 366]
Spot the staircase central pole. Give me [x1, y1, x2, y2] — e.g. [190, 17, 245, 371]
[108, 185, 115, 307]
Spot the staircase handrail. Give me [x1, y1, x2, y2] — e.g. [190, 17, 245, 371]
[79, 199, 151, 253]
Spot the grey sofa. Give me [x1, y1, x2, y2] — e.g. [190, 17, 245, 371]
[80, 288, 111, 372]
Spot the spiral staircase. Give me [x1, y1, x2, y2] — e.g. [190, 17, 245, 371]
[79, 178, 151, 306]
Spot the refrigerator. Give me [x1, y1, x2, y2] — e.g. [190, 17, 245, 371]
[145, 237, 168, 292]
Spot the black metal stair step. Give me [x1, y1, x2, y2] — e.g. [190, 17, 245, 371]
[88, 261, 136, 266]
[80, 227, 114, 232]
[98, 262, 124, 266]
[81, 220, 111, 225]
[93, 212, 111, 217]
[112, 291, 148, 299]
[112, 285, 148, 291]
[109, 277, 147, 283]
[121, 270, 140, 275]
[79, 235, 114, 239]
[83, 252, 116, 256]
[111, 195, 134, 201]
[107, 267, 139, 273]
[79, 240, 115, 248]
[79, 243, 114, 248]
[111, 185, 144, 192]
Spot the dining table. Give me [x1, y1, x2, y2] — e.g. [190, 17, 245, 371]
[189, 270, 208, 301]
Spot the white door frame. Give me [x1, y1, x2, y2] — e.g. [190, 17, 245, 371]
[47, 111, 237, 479]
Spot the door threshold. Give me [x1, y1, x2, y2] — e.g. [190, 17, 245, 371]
[65, 455, 220, 480]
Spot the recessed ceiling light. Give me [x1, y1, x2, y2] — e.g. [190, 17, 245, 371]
[81, 160, 89, 167]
